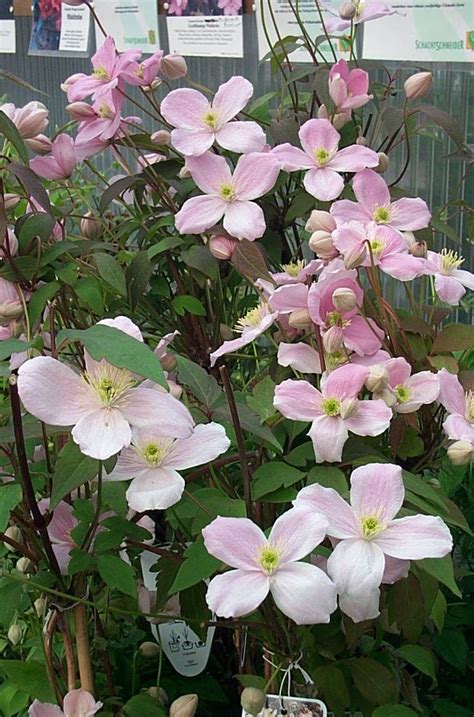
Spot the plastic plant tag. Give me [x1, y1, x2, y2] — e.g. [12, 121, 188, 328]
[242, 695, 328, 716]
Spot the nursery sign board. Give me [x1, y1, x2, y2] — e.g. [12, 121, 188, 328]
[363, 0, 474, 63]
[94, 0, 160, 53]
[0, 0, 15, 54]
[166, 0, 244, 58]
[242, 695, 328, 716]
[29, 0, 90, 55]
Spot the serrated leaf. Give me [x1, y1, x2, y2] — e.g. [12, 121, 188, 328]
[94, 253, 127, 297]
[397, 645, 436, 679]
[432, 324, 474, 353]
[0, 484, 22, 533]
[97, 554, 136, 597]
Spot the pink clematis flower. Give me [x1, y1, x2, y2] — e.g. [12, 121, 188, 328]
[122, 51, 164, 87]
[325, 1, 398, 33]
[40, 500, 77, 575]
[331, 169, 431, 231]
[203, 508, 337, 624]
[29, 689, 102, 717]
[30, 134, 78, 180]
[270, 259, 322, 285]
[273, 119, 378, 201]
[423, 249, 474, 306]
[329, 60, 372, 112]
[17, 317, 194, 460]
[210, 300, 277, 367]
[438, 368, 474, 444]
[161, 76, 265, 156]
[0, 277, 23, 325]
[175, 151, 280, 241]
[277, 342, 322, 374]
[274, 364, 392, 462]
[0, 101, 49, 139]
[167, 0, 188, 15]
[294, 463, 452, 622]
[372, 357, 439, 413]
[105, 422, 230, 511]
[334, 221, 425, 281]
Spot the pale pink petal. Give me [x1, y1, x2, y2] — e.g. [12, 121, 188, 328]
[294, 484, 359, 539]
[353, 169, 390, 212]
[209, 336, 251, 367]
[351, 349, 391, 367]
[270, 283, 309, 313]
[385, 357, 412, 387]
[346, 68, 370, 96]
[327, 538, 386, 598]
[390, 197, 431, 230]
[206, 569, 269, 618]
[330, 199, 371, 225]
[382, 556, 410, 584]
[349, 463, 404, 523]
[438, 369, 466, 416]
[175, 195, 225, 235]
[396, 371, 439, 413]
[329, 75, 347, 108]
[271, 562, 337, 625]
[443, 414, 474, 442]
[104, 447, 149, 481]
[160, 88, 211, 129]
[202, 516, 265, 570]
[28, 701, 63, 717]
[53, 543, 73, 575]
[308, 415, 348, 463]
[52, 134, 76, 176]
[277, 342, 322, 374]
[121, 386, 193, 437]
[30, 156, 65, 181]
[452, 269, 474, 290]
[72, 408, 131, 460]
[165, 422, 230, 470]
[338, 585, 381, 622]
[170, 128, 214, 156]
[434, 274, 465, 305]
[299, 118, 339, 156]
[269, 507, 328, 562]
[304, 167, 344, 201]
[232, 152, 280, 201]
[186, 152, 232, 194]
[99, 316, 143, 341]
[343, 316, 384, 356]
[323, 363, 368, 400]
[272, 143, 314, 171]
[223, 200, 266, 241]
[48, 502, 76, 544]
[62, 689, 102, 717]
[273, 379, 323, 421]
[375, 515, 453, 560]
[212, 76, 253, 122]
[329, 146, 378, 172]
[215, 121, 266, 154]
[17, 356, 93, 426]
[344, 399, 392, 436]
[125, 468, 185, 511]
[380, 252, 424, 281]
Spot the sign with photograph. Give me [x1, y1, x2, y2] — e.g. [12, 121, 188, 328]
[93, 0, 160, 53]
[166, 0, 243, 58]
[29, 0, 90, 55]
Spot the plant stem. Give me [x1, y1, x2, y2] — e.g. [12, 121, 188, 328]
[74, 578, 95, 694]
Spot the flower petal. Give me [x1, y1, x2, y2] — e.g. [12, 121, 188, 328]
[294, 483, 359, 539]
[272, 143, 314, 171]
[329, 145, 378, 172]
[434, 273, 466, 305]
[122, 386, 193, 437]
[170, 128, 214, 157]
[202, 516, 266, 570]
[383, 556, 410, 584]
[223, 200, 266, 241]
[206, 569, 269, 618]
[175, 195, 225, 235]
[438, 368, 467, 416]
[48, 502, 76, 544]
[28, 701, 64, 717]
[327, 538, 386, 600]
[273, 379, 322, 421]
[323, 363, 368, 400]
[186, 152, 232, 194]
[269, 506, 328, 562]
[308, 415, 348, 463]
[160, 88, 211, 129]
[443, 414, 474, 442]
[72, 408, 131, 460]
[232, 152, 280, 201]
[165, 422, 230, 470]
[380, 253, 424, 281]
[212, 76, 253, 122]
[63, 689, 102, 717]
[344, 399, 392, 436]
[304, 167, 344, 201]
[376, 515, 453, 560]
[353, 169, 390, 212]
[270, 283, 309, 313]
[277, 342, 322, 374]
[396, 371, 439, 413]
[349, 463, 404, 523]
[390, 197, 431, 230]
[343, 316, 384, 356]
[209, 336, 250, 367]
[331, 199, 371, 225]
[299, 118, 340, 156]
[215, 120, 266, 154]
[271, 562, 337, 624]
[338, 585, 381, 623]
[125, 467, 185, 511]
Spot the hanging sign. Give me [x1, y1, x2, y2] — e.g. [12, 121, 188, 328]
[0, 1, 15, 54]
[93, 0, 160, 53]
[166, 0, 244, 58]
[242, 694, 328, 716]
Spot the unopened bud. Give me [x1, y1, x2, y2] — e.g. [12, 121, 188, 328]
[3, 525, 21, 548]
[34, 597, 47, 618]
[179, 165, 191, 179]
[143, 78, 162, 92]
[332, 111, 351, 130]
[380, 387, 397, 407]
[139, 641, 160, 657]
[25, 134, 52, 155]
[16, 557, 33, 573]
[168, 380, 183, 400]
[339, 1, 356, 20]
[340, 397, 358, 419]
[344, 244, 367, 269]
[7, 624, 22, 646]
[323, 325, 344, 353]
[209, 234, 237, 260]
[160, 353, 177, 372]
[332, 287, 357, 312]
[409, 240, 427, 258]
[403, 231, 416, 250]
[447, 440, 473, 466]
[404, 71, 433, 100]
[306, 210, 336, 234]
[317, 104, 329, 120]
[428, 478, 441, 488]
[375, 152, 389, 174]
[169, 694, 198, 717]
[0, 300, 23, 326]
[148, 686, 168, 705]
[151, 130, 171, 146]
[288, 308, 312, 330]
[160, 54, 188, 81]
[4, 193, 21, 210]
[241, 687, 266, 716]
[309, 231, 338, 260]
[66, 101, 96, 121]
[80, 212, 101, 240]
[365, 364, 389, 393]
[356, 135, 367, 146]
[61, 73, 84, 93]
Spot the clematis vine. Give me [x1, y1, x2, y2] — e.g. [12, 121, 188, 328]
[438, 369, 474, 450]
[294, 463, 452, 622]
[175, 151, 280, 241]
[273, 119, 378, 201]
[203, 508, 337, 624]
[274, 364, 392, 462]
[161, 76, 266, 156]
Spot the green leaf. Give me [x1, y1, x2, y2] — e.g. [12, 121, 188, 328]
[307, 466, 348, 495]
[387, 575, 424, 643]
[0, 111, 28, 163]
[397, 645, 436, 679]
[0, 338, 31, 360]
[75, 276, 104, 314]
[433, 629, 468, 672]
[246, 376, 276, 422]
[126, 251, 152, 309]
[175, 355, 222, 410]
[0, 484, 22, 532]
[27, 281, 60, 327]
[172, 294, 207, 316]
[251, 461, 305, 500]
[94, 253, 127, 297]
[16, 212, 57, 251]
[7, 161, 52, 215]
[350, 658, 398, 706]
[433, 699, 472, 717]
[312, 665, 350, 716]
[417, 555, 461, 597]
[123, 694, 166, 717]
[51, 441, 99, 508]
[57, 324, 167, 387]
[432, 324, 474, 353]
[372, 706, 418, 717]
[169, 539, 220, 594]
[0, 579, 24, 626]
[0, 660, 55, 702]
[99, 176, 142, 212]
[412, 104, 464, 147]
[430, 589, 447, 632]
[235, 674, 267, 690]
[231, 239, 273, 281]
[213, 397, 281, 451]
[181, 245, 218, 280]
[97, 554, 136, 597]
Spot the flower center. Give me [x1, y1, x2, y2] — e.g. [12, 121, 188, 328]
[440, 248, 463, 275]
[369, 238, 384, 256]
[235, 303, 267, 333]
[373, 206, 390, 224]
[98, 103, 114, 119]
[135, 65, 145, 78]
[465, 392, 474, 423]
[394, 384, 411, 404]
[202, 110, 219, 130]
[361, 515, 383, 539]
[322, 397, 341, 417]
[84, 365, 135, 407]
[314, 147, 331, 166]
[280, 260, 305, 277]
[219, 183, 236, 202]
[92, 66, 110, 81]
[259, 545, 280, 575]
[141, 441, 167, 465]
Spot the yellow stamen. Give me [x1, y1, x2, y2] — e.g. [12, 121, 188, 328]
[202, 110, 219, 130]
[394, 384, 411, 404]
[440, 248, 464, 275]
[373, 206, 390, 224]
[259, 545, 280, 575]
[235, 303, 268, 333]
[219, 183, 236, 202]
[314, 147, 331, 166]
[84, 365, 135, 407]
[92, 66, 110, 80]
[322, 397, 341, 417]
[281, 260, 305, 278]
[361, 515, 383, 539]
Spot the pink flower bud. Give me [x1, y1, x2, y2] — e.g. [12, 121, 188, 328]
[333, 111, 352, 129]
[344, 243, 367, 269]
[374, 151, 389, 173]
[160, 54, 188, 80]
[309, 231, 338, 260]
[323, 325, 344, 353]
[169, 694, 198, 717]
[7, 624, 22, 646]
[151, 130, 171, 145]
[61, 73, 85, 93]
[241, 687, 266, 716]
[448, 440, 473, 466]
[0, 299, 23, 326]
[25, 134, 53, 155]
[305, 210, 336, 234]
[208, 234, 236, 260]
[80, 212, 101, 240]
[317, 104, 329, 120]
[288, 308, 312, 330]
[356, 135, 368, 146]
[365, 364, 389, 393]
[1, 228, 18, 257]
[332, 287, 357, 312]
[339, 1, 356, 19]
[4, 193, 21, 210]
[1, 101, 49, 139]
[404, 71, 433, 100]
[179, 165, 191, 179]
[66, 101, 96, 120]
[340, 396, 358, 419]
[409, 240, 427, 258]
